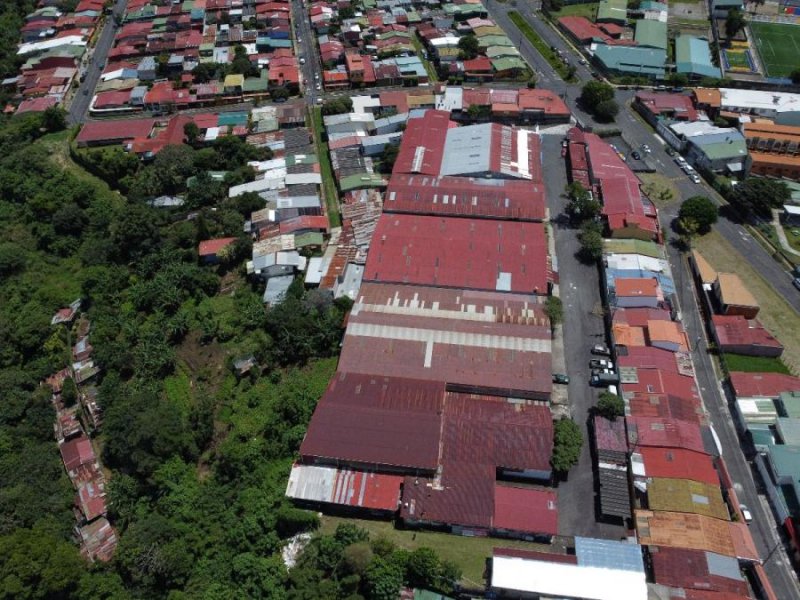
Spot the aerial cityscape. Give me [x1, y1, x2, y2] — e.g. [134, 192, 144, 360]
[2, 0, 800, 598]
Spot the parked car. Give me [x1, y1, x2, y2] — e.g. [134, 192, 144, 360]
[631, 151, 641, 160]
[665, 147, 676, 157]
[591, 344, 611, 356]
[641, 144, 651, 153]
[589, 358, 613, 369]
[591, 368, 614, 377]
[552, 373, 570, 384]
[739, 504, 753, 523]
[691, 174, 701, 184]
[793, 277, 800, 291]
[675, 156, 686, 166]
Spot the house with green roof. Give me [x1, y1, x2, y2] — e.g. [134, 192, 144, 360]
[685, 128, 750, 174]
[476, 34, 516, 48]
[593, 44, 666, 79]
[596, 0, 628, 24]
[603, 238, 665, 259]
[491, 56, 528, 77]
[675, 35, 722, 80]
[339, 173, 387, 192]
[634, 20, 667, 50]
[486, 45, 522, 60]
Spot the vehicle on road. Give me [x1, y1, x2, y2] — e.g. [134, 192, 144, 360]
[552, 373, 570, 384]
[315, 83, 321, 90]
[591, 344, 610, 356]
[665, 146, 675, 157]
[691, 174, 701, 184]
[589, 358, 613, 369]
[631, 151, 641, 160]
[591, 368, 614, 377]
[793, 277, 800, 291]
[579, 58, 587, 65]
[739, 504, 753, 523]
[591, 372, 620, 386]
[299, 57, 305, 64]
[83, 89, 88, 95]
[641, 144, 651, 153]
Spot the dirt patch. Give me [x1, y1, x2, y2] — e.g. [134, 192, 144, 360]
[640, 172, 680, 209]
[175, 330, 229, 393]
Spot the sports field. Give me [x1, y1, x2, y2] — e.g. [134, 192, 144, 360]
[750, 21, 800, 78]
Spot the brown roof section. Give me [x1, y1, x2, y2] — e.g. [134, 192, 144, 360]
[692, 250, 717, 286]
[693, 88, 721, 108]
[715, 273, 758, 309]
[616, 277, 659, 297]
[300, 373, 445, 471]
[635, 511, 757, 560]
[646, 477, 729, 520]
[649, 546, 749, 595]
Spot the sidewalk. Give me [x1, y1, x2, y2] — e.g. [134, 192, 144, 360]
[771, 209, 800, 258]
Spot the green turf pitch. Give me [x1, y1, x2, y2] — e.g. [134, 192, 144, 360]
[750, 21, 800, 78]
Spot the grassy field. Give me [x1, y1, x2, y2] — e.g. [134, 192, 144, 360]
[411, 34, 438, 83]
[309, 107, 342, 227]
[552, 2, 598, 20]
[509, 11, 576, 82]
[724, 49, 751, 70]
[639, 172, 680, 209]
[320, 516, 553, 587]
[693, 229, 800, 375]
[750, 21, 800, 78]
[724, 353, 791, 375]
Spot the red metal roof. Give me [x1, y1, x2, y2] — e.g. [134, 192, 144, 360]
[593, 414, 628, 453]
[627, 416, 707, 454]
[76, 118, 155, 145]
[628, 393, 704, 423]
[640, 447, 719, 485]
[393, 110, 451, 176]
[493, 485, 558, 535]
[384, 174, 546, 221]
[614, 307, 672, 328]
[60, 436, 96, 473]
[617, 346, 681, 373]
[559, 16, 611, 43]
[279, 215, 329, 235]
[365, 214, 551, 294]
[729, 372, 800, 399]
[93, 90, 132, 109]
[198, 237, 236, 256]
[339, 282, 552, 399]
[636, 92, 699, 122]
[16, 96, 58, 115]
[300, 373, 446, 471]
[711, 315, 783, 354]
[649, 546, 749, 595]
[516, 88, 570, 116]
[77, 479, 107, 522]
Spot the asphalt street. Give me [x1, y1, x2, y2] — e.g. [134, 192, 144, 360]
[68, 0, 128, 125]
[292, 0, 322, 106]
[483, 2, 800, 594]
[541, 135, 626, 539]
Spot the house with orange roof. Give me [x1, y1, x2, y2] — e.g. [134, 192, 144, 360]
[646, 319, 687, 353]
[614, 277, 663, 308]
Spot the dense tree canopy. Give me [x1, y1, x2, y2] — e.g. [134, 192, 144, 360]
[679, 195, 718, 234]
[729, 177, 791, 217]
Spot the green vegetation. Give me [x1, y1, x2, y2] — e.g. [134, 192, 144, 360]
[290, 522, 461, 599]
[544, 296, 564, 333]
[552, 418, 583, 474]
[678, 195, 718, 235]
[551, 2, 599, 20]
[580, 80, 619, 122]
[411, 34, 438, 82]
[509, 11, 577, 81]
[578, 220, 604, 263]
[640, 172, 678, 209]
[724, 353, 792, 375]
[750, 21, 800, 78]
[596, 392, 624, 420]
[565, 181, 602, 222]
[310, 106, 342, 227]
[320, 516, 552, 586]
[729, 177, 791, 218]
[725, 8, 746, 39]
[0, 99, 364, 597]
[457, 34, 479, 60]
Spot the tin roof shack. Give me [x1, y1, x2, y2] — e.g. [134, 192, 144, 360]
[198, 237, 237, 263]
[626, 416, 710, 455]
[77, 516, 117, 563]
[644, 477, 729, 520]
[613, 277, 663, 309]
[337, 282, 552, 400]
[489, 539, 647, 600]
[365, 214, 552, 295]
[712, 273, 759, 319]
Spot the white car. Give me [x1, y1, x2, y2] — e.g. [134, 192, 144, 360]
[739, 504, 753, 523]
[641, 144, 651, 153]
[691, 174, 701, 184]
[316, 83, 321, 90]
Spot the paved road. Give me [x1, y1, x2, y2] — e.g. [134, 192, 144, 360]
[487, 3, 800, 594]
[541, 135, 626, 539]
[292, 0, 322, 106]
[68, 0, 128, 125]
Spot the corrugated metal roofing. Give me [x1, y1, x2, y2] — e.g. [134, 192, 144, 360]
[575, 537, 645, 573]
[300, 373, 446, 471]
[384, 174, 546, 221]
[365, 214, 551, 295]
[638, 447, 719, 485]
[285, 464, 403, 511]
[649, 546, 748, 595]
